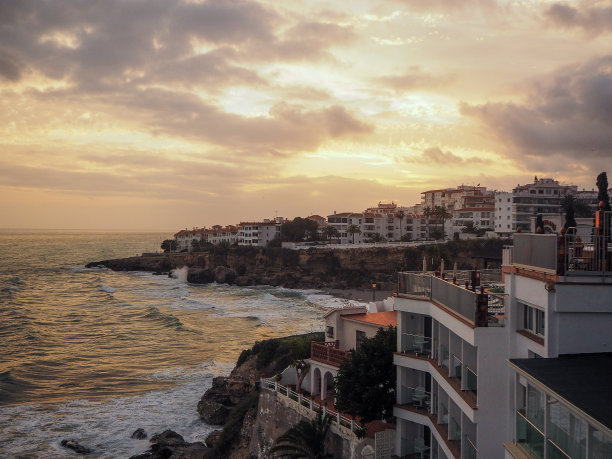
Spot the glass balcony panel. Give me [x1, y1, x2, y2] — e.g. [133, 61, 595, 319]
[547, 440, 571, 459]
[401, 333, 432, 355]
[466, 366, 477, 393]
[449, 416, 461, 441]
[464, 435, 477, 459]
[451, 354, 462, 380]
[548, 401, 587, 459]
[440, 345, 449, 371]
[516, 410, 544, 459]
[592, 429, 612, 459]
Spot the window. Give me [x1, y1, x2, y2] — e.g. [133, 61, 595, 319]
[356, 330, 366, 351]
[522, 303, 545, 336]
[326, 325, 334, 338]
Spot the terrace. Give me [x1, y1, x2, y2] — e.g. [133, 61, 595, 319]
[310, 340, 349, 367]
[510, 232, 612, 278]
[396, 270, 503, 328]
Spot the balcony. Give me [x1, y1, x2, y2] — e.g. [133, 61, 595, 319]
[397, 271, 503, 327]
[511, 232, 612, 277]
[310, 341, 349, 367]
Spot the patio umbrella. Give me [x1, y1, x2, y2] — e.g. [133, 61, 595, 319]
[440, 259, 445, 277]
[453, 261, 458, 282]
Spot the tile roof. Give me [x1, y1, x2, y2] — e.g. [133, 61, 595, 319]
[344, 311, 397, 327]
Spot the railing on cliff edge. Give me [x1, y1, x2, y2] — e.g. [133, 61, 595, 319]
[260, 377, 362, 434]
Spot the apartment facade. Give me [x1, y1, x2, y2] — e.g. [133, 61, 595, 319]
[393, 216, 612, 458]
[495, 192, 514, 237]
[238, 221, 279, 246]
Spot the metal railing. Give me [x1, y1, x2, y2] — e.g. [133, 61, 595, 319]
[310, 341, 349, 367]
[400, 385, 431, 410]
[516, 409, 545, 459]
[260, 378, 361, 434]
[451, 354, 463, 380]
[401, 333, 432, 355]
[465, 366, 478, 394]
[509, 232, 612, 277]
[464, 435, 478, 459]
[398, 272, 502, 326]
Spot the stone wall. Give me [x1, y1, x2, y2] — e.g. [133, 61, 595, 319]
[249, 388, 375, 459]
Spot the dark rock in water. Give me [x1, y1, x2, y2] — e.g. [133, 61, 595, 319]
[197, 376, 234, 424]
[129, 430, 217, 459]
[197, 400, 231, 425]
[149, 430, 186, 447]
[187, 267, 215, 284]
[213, 266, 237, 284]
[205, 430, 222, 448]
[131, 428, 147, 440]
[60, 439, 91, 454]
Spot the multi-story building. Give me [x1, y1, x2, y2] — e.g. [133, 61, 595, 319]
[238, 220, 279, 246]
[512, 178, 578, 232]
[173, 227, 207, 252]
[393, 269, 507, 459]
[393, 218, 612, 458]
[495, 192, 514, 237]
[206, 225, 241, 245]
[326, 211, 430, 243]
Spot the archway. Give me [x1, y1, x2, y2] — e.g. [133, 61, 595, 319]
[322, 371, 335, 402]
[311, 367, 322, 397]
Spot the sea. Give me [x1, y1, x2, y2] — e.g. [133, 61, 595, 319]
[0, 230, 361, 458]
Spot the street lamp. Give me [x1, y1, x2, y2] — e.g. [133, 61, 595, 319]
[372, 282, 377, 301]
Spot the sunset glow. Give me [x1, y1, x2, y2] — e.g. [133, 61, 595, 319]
[1, 0, 611, 230]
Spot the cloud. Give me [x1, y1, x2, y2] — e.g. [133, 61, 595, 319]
[545, 3, 612, 35]
[460, 55, 612, 163]
[378, 67, 454, 91]
[0, 49, 23, 81]
[390, 0, 497, 12]
[412, 147, 491, 165]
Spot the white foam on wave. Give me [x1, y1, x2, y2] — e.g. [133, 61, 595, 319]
[302, 291, 368, 310]
[170, 266, 189, 283]
[99, 285, 116, 293]
[0, 370, 218, 458]
[2, 285, 20, 292]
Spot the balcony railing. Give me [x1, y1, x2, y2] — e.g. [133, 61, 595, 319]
[310, 341, 349, 367]
[516, 409, 545, 459]
[397, 272, 502, 326]
[464, 435, 477, 459]
[510, 232, 612, 277]
[400, 385, 431, 411]
[401, 333, 432, 355]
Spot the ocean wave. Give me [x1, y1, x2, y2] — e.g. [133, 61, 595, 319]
[99, 285, 116, 294]
[169, 297, 216, 310]
[9, 277, 23, 285]
[141, 307, 201, 334]
[2, 285, 20, 292]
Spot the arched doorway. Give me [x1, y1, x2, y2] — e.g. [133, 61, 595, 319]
[322, 371, 335, 402]
[311, 367, 322, 397]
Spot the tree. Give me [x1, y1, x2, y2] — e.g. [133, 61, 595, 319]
[396, 210, 405, 240]
[423, 206, 433, 240]
[562, 194, 577, 231]
[462, 221, 477, 234]
[191, 238, 202, 252]
[281, 218, 320, 242]
[366, 232, 385, 243]
[346, 224, 361, 244]
[334, 326, 396, 426]
[322, 226, 339, 242]
[161, 239, 177, 253]
[434, 206, 452, 239]
[270, 410, 333, 459]
[597, 172, 611, 211]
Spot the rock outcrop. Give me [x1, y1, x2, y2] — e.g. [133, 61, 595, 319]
[87, 240, 506, 291]
[129, 430, 218, 459]
[60, 439, 91, 455]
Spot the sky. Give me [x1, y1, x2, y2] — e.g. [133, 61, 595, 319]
[1, 0, 611, 230]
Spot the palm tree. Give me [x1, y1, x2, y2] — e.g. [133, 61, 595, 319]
[270, 410, 333, 458]
[396, 210, 405, 241]
[423, 206, 433, 240]
[346, 224, 361, 244]
[322, 226, 340, 243]
[434, 206, 452, 239]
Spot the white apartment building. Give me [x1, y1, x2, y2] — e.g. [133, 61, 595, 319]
[238, 220, 279, 246]
[495, 192, 514, 237]
[327, 211, 429, 243]
[206, 225, 241, 245]
[393, 216, 612, 458]
[173, 227, 207, 252]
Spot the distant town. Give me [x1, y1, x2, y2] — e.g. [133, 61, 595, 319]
[171, 176, 606, 252]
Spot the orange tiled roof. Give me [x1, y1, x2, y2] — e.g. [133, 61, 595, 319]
[344, 311, 397, 327]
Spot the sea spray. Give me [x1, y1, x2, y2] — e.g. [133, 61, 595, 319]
[170, 266, 189, 283]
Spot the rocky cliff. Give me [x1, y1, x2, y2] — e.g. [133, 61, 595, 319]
[86, 239, 506, 290]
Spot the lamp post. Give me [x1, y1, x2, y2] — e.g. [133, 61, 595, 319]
[372, 282, 376, 302]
